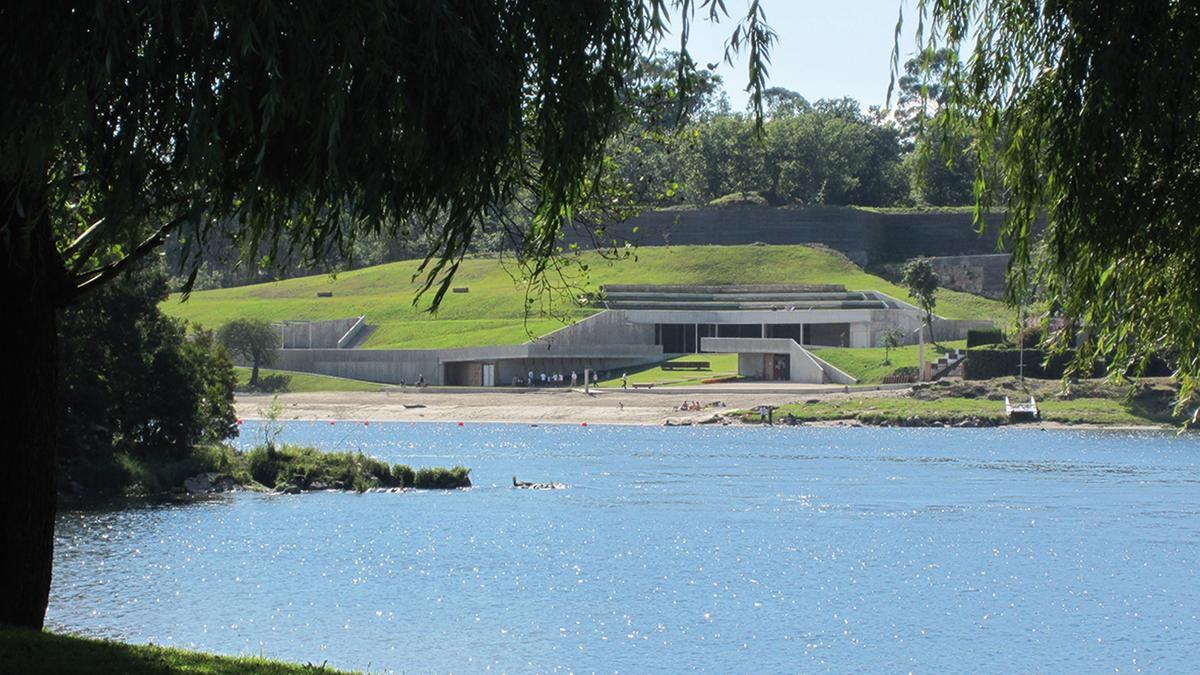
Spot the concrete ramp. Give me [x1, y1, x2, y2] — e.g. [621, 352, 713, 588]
[700, 337, 857, 385]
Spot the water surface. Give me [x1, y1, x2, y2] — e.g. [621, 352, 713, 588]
[49, 423, 1200, 672]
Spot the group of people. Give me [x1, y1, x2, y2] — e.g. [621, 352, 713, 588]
[521, 370, 579, 388]
[678, 400, 705, 411]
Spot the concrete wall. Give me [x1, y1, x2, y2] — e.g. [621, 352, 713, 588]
[879, 254, 1011, 299]
[702, 337, 848, 384]
[535, 309, 655, 347]
[276, 317, 362, 349]
[562, 206, 1010, 266]
[273, 342, 666, 386]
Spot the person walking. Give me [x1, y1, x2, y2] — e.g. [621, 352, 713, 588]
[621, 372, 628, 390]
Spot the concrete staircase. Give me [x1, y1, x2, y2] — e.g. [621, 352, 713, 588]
[929, 348, 967, 380]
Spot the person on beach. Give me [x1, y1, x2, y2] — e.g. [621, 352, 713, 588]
[571, 371, 578, 387]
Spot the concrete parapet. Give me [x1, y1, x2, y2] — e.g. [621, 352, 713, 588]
[275, 317, 363, 349]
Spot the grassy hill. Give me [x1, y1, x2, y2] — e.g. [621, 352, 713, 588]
[162, 245, 1009, 349]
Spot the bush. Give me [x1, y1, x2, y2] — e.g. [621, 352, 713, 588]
[413, 466, 472, 489]
[242, 373, 292, 393]
[1016, 325, 1044, 349]
[964, 346, 1099, 380]
[393, 464, 416, 488]
[967, 328, 1005, 348]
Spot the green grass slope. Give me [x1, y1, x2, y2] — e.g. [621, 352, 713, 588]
[0, 627, 348, 674]
[163, 245, 1008, 349]
[234, 367, 385, 392]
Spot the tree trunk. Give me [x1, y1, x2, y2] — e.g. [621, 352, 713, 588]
[250, 361, 260, 386]
[0, 194, 62, 628]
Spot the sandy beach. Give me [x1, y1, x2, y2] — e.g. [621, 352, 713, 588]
[234, 385, 830, 426]
[235, 383, 1177, 431]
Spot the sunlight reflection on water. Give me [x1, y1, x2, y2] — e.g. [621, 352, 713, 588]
[49, 423, 1200, 672]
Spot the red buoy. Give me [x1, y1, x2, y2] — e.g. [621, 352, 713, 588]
[581, 422, 588, 427]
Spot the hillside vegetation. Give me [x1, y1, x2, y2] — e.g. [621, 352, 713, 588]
[162, 245, 1008, 349]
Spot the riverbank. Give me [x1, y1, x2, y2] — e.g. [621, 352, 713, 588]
[235, 377, 1189, 429]
[0, 627, 347, 674]
[59, 443, 470, 503]
[747, 377, 1188, 429]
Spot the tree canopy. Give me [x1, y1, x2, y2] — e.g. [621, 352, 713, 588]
[0, 0, 776, 629]
[217, 319, 280, 387]
[907, 0, 1200, 412]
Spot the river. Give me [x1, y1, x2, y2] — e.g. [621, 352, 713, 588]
[48, 422, 1200, 672]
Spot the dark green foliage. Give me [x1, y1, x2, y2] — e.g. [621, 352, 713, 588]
[1015, 325, 1044, 349]
[244, 372, 292, 394]
[609, 96, 911, 208]
[393, 465, 417, 489]
[967, 328, 1005, 348]
[413, 466, 473, 490]
[61, 445, 250, 499]
[217, 319, 280, 387]
[908, 0, 1200, 411]
[245, 446, 399, 491]
[59, 265, 237, 459]
[901, 257, 940, 342]
[242, 446, 466, 491]
[964, 346, 1093, 380]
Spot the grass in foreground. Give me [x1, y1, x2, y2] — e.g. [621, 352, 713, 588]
[163, 245, 1008, 349]
[0, 626, 347, 674]
[234, 367, 384, 393]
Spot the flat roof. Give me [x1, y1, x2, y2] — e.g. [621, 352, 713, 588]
[600, 284, 903, 311]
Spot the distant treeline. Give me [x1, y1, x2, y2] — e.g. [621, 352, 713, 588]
[164, 51, 973, 290]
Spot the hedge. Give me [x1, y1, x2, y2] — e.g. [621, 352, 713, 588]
[966, 328, 1006, 348]
[964, 346, 1095, 380]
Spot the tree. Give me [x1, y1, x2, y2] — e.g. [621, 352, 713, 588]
[892, 48, 957, 145]
[59, 265, 237, 460]
[902, 258, 940, 345]
[904, 1, 1200, 416]
[217, 320, 281, 388]
[0, 1, 772, 627]
[881, 328, 905, 366]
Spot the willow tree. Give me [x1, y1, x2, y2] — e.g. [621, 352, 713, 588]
[0, 1, 772, 628]
[901, 2, 1200, 413]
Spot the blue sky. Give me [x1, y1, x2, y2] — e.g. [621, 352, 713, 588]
[665, 0, 923, 111]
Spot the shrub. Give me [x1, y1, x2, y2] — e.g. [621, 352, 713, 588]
[413, 466, 472, 489]
[964, 346, 1097, 380]
[244, 373, 292, 393]
[967, 328, 1005, 348]
[393, 464, 416, 488]
[1016, 325, 1044, 349]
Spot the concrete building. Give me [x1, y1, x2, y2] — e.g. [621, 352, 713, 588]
[269, 284, 992, 386]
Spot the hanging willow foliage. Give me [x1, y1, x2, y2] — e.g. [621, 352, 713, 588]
[1, 0, 773, 310]
[902, 0, 1200, 415]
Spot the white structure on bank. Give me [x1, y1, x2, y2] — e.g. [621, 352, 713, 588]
[270, 284, 992, 386]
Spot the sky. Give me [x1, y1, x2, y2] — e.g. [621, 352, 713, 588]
[665, 0, 924, 112]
